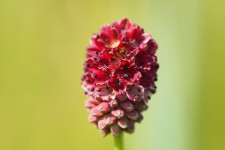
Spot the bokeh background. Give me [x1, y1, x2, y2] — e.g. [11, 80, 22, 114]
[0, 0, 225, 150]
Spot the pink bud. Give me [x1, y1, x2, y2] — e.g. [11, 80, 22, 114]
[98, 102, 111, 113]
[88, 115, 98, 123]
[90, 107, 102, 117]
[89, 97, 101, 105]
[137, 113, 143, 122]
[126, 111, 139, 121]
[98, 114, 117, 130]
[98, 119, 108, 129]
[110, 124, 121, 136]
[126, 120, 134, 133]
[99, 128, 110, 137]
[126, 85, 144, 102]
[111, 109, 125, 119]
[120, 102, 134, 112]
[85, 100, 96, 109]
[103, 114, 117, 125]
[118, 117, 129, 129]
[109, 99, 118, 108]
[135, 102, 148, 112]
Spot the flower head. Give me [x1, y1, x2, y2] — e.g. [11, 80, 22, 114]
[82, 18, 159, 136]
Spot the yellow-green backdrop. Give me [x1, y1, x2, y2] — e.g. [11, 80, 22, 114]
[0, 0, 225, 150]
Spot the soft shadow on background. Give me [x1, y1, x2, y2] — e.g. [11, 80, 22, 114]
[0, 0, 225, 150]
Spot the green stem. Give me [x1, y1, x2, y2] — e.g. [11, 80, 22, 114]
[114, 134, 123, 150]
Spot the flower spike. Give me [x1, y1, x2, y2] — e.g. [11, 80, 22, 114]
[82, 18, 159, 136]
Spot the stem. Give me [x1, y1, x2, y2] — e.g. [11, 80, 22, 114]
[114, 133, 123, 150]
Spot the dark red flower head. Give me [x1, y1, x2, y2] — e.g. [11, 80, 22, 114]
[82, 18, 159, 136]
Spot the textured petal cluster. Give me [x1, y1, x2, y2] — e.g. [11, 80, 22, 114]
[82, 18, 159, 136]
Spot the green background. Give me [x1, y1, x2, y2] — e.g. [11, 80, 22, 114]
[0, 0, 225, 150]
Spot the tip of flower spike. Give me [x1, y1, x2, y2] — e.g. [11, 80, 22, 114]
[82, 18, 159, 135]
[117, 18, 132, 30]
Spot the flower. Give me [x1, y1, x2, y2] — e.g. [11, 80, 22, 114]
[82, 18, 159, 136]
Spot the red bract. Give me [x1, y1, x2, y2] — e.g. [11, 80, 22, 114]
[82, 18, 159, 136]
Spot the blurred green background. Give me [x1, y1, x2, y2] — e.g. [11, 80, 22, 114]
[0, 0, 225, 150]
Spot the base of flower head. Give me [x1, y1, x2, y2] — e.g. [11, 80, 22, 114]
[85, 84, 151, 136]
